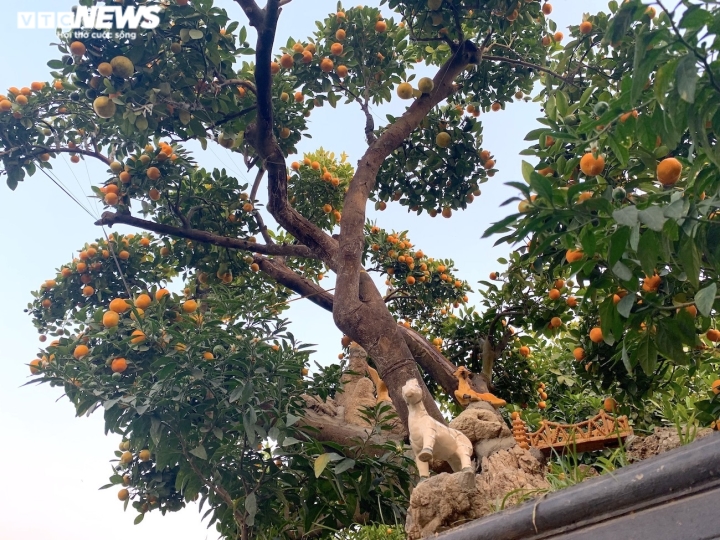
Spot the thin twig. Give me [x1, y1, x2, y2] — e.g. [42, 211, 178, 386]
[657, 0, 720, 96]
[482, 55, 576, 85]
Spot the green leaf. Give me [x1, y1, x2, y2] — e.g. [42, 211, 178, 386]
[134, 514, 145, 525]
[579, 225, 597, 257]
[314, 453, 332, 478]
[679, 238, 701, 289]
[674, 310, 698, 345]
[676, 53, 698, 103]
[150, 417, 162, 445]
[281, 437, 300, 446]
[7, 167, 24, 190]
[189, 445, 207, 460]
[656, 320, 690, 363]
[608, 226, 631, 266]
[600, 296, 623, 343]
[655, 57, 679, 105]
[606, 5, 634, 46]
[612, 260, 633, 281]
[521, 160, 534, 183]
[483, 215, 519, 238]
[607, 133, 629, 166]
[189, 29, 204, 40]
[637, 230, 661, 275]
[663, 198, 686, 220]
[286, 413, 300, 427]
[528, 172, 554, 202]
[636, 332, 657, 376]
[229, 384, 245, 403]
[334, 458, 355, 475]
[621, 340, 634, 374]
[245, 492, 257, 519]
[631, 24, 649, 102]
[679, 6, 713, 29]
[617, 294, 635, 318]
[638, 206, 666, 231]
[555, 91, 569, 117]
[630, 222, 641, 251]
[695, 283, 717, 317]
[613, 206, 639, 227]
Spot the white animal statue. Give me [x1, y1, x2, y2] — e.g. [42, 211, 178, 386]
[402, 379, 474, 478]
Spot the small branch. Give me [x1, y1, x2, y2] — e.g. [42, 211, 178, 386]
[335, 83, 376, 145]
[169, 423, 245, 534]
[217, 79, 258, 95]
[29, 146, 111, 165]
[359, 97, 376, 145]
[476, 28, 494, 60]
[215, 105, 258, 128]
[95, 211, 316, 258]
[249, 168, 274, 245]
[482, 55, 576, 85]
[235, 0, 264, 27]
[249, 167, 265, 202]
[657, 0, 720, 96]
[487, 310, 522, 346]
[257, 257, 334, 312]
[645, 296, 720, 312]
[383, 292, 420, 303]
[449, 2, 464, 43]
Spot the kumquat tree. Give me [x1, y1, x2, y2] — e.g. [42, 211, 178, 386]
[3, 0, 720, 538]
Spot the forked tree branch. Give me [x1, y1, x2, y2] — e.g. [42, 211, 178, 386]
[235, 0, 264, 27]
[256, 257, 493, 405]
[95, 211, 316, 258]
[243, 0, 340, 269]
[334, 41, 479, 325]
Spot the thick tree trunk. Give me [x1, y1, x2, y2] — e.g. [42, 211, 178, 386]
[235, 1, 487, 431]
[338, 300, 446, 426]
[256, 257, 492, 427]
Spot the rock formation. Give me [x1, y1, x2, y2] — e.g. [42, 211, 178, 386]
[405, 445, 549, 539]
[625, 426, 713, 463]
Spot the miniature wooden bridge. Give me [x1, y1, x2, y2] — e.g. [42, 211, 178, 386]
[513, 410, 633, 456]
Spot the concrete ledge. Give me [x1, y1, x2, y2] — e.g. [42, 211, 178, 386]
[435, 432, 720, 540]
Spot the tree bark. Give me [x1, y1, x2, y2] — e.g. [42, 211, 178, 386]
[256, 257, 493, 421]
[209, 1, 489, 429]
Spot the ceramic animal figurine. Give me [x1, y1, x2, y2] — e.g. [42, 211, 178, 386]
[367, 366, 391, 403]
[402, 379, 474, 477]
[453, 366, 506, 408]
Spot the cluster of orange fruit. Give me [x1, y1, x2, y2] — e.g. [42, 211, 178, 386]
[478, 149, 496, 171]
[0, 83, 45, 117]
[31, 289, 201, 375]
[101, 143, 177, 206]
[578, 151, 681, 188]
[290, 157, 344, 221]
[273, 32, 348, 79]
[37, 235, 166, 313]
[292, 157, 343, 188]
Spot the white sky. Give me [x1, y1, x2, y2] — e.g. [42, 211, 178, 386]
[0, 1, 610, 538]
